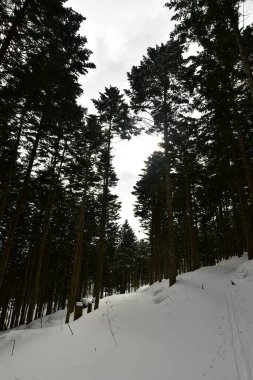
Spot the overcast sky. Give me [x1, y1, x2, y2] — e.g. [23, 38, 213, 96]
[66, 0, 174, 237]
[66, 0, 253, 238]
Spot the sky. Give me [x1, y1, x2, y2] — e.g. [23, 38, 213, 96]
[66, 0, 253, 238]
[66, 0, 174, 237]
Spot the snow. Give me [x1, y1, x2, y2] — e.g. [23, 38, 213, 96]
[1, 254, 253, 380]
[80, 297, 91, 307]
[236, 259, 253, 280]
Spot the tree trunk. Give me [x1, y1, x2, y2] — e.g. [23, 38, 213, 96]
[11, 217, 38, 327]
[94, 125, 112, 309]
[0, 120, 43, 289]
[218, 204, 230, 260]
[239, 189, 253, 260]
[149, 207, 156, 285]
[153, 206, 160, 282]
[185, 173, 200, 270]
[233, 118, 253, 208]
[230, 130, 253, 260]
[18, 243, 38, 326]
[231, 190, 243, 257]
[163, 94, 176, 286]
[65, 190, 86, 323]
[26, 144, 66, 324]
[93, 186, 108, 309]
[224, 63, 253, 209]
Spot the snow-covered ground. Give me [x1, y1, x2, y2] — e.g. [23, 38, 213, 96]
[1, 255, 253, 380]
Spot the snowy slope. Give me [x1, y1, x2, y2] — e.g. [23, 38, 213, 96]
[0, 255, 253, 380]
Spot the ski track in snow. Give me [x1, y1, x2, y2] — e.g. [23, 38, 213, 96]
[207, 258, 253, 380]
[223, 284, 252, 380]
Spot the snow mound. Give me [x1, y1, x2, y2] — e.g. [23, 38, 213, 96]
[25, 310, 66, 329]
[236, 259, 253, 280]
[150, 284, 164, 296]
[153, 289, 172, 304]
[136, 284, 149, 293]
[142, 279, 180, 304]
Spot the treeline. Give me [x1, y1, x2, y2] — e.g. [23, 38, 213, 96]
[130, 0, 253, 285]
[0, 1, 148, 330]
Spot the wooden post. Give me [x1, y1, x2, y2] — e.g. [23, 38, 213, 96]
[74, 302, 83, 321]
[87, 301, 92, 313]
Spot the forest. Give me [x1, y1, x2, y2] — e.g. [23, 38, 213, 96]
[0, 0, 252, 331]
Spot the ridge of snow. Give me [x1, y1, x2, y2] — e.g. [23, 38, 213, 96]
[236, 260, 253, 280]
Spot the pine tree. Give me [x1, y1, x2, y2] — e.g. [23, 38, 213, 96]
[92, 86, 138, 309]
[165, 0, 253, 101]
[65, 115, 104, 323]
[127, 40, 188, 286]
[115, 220, 138, 294]
[133, 152, 167, 283]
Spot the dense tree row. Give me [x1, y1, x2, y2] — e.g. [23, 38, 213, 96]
[130, 0, 253, 285]
[0, 1, 148, 330]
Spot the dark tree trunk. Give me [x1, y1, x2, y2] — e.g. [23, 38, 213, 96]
[65, 190, 86, 323]
[10, 221, 37, 328]
[218, 204, 230, 260]
[0, 119, 43, 289]
[231, 115, 253, 208]
[27, 144, 65, 324]
[149, 209, 156, 285]
[163, 93, 176, 286]
[231, 191, 243, 257]
[237, 183, 253, 260]
[229, 129, 253, 260]
[94, 124, 111, 310]
[226, 79, 253, 208]
[184, 173, 200, 270]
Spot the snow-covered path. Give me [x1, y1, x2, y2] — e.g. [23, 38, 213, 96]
[0, 255, 253, 380]
[208, 259, 253, 380]
[223, 284, 251, 380]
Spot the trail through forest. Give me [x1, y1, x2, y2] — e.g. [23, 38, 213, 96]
[0, 255, 253, 380]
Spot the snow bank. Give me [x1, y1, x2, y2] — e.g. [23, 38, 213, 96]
[236, 259, 253, 280]
[25, 309, 66, 329]
[0, 255, 253, 380]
